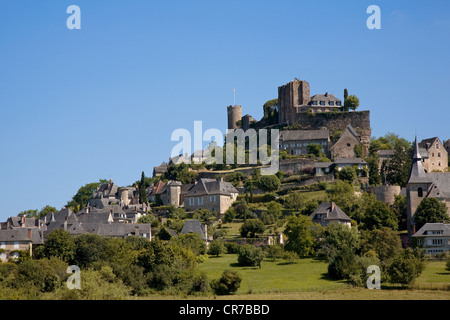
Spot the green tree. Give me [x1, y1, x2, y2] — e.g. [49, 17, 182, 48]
[43, 229, 76, 263]
[139, 171, 149, 204]
[343, 88, 348, 101]
[382, 136, 413, 187]
[39, 205, 58, 218]
[211, 270, 242, 295]
[173, 233, 207, 256]
[344, 95, 359, 111]
[223, 207, 236, 223]
[319, 223, 360, 261]
[237, 245, 264, 267]
[366, 154, 381, 186]
[284, 215, 315, 257]
[388, 248, 425, 286]
[17, 209, 39, 218]
[137, 214, 154, 224]
[67, 179, 108, 211]
[240, 219, 265, 238]
[360, 227, 402, 265]
[208, 239, 226, 257]
[265, 244, 284, 261]
[362, 200, 398, 231]
[391, 195, 407, 231]
[307, 144, 322, 157]
[261, 201, 283, 225]
[413, 197, 449, 231]
[263, 99, 279, 126]
[257, 175, 281, 192]
[73, 234, 107, 268]
[337, 166, 357, 184]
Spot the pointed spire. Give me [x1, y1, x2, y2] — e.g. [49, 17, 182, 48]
[408, 135, 430, 183]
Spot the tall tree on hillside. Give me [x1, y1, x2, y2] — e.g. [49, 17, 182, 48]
[413, 198, 449, 231]
[139, 171, 149, 204]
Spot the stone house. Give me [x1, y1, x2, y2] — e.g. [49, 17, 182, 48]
[419, 137, 448, 173]
[330, 124, 363, 159]
[309, 202, 352, 227]
[376, 149, 395, 170]
[152, 162, 168, 177]
[147, 180, 183, 207]
[334, 157, 368, 175]
[279, 129, 330, 157]
[0, 228, 44, 261]
[412, 223, 450, 256]
[184, 178, 238, 214]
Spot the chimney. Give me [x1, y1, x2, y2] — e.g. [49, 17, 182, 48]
[412, 224, 416, 235]
[331, 202, 335, 211]
[51, 212, 55, 222]
[135, 225, 139, 236]
[28, 228, 32, 241]
[21, 215, 26, 226]
[64, 217, 68, 231]
[6, 218, 10, 229]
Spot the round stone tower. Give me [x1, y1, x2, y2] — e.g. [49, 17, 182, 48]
[227, 105, 242, 130]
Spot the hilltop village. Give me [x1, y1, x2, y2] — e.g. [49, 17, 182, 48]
[1, 78, 449, 298]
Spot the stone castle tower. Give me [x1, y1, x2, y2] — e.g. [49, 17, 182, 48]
[278, 78, 311, 125]
[227, 105, 242, 130]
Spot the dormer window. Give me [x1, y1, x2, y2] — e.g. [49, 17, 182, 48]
[312, 101, 318, 106]
[336, 101, 341, 106]
[329, 101, 334, 106]
[320, 101, 325, 106]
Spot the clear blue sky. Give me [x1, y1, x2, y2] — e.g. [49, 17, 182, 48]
[0, 0, 449, 220]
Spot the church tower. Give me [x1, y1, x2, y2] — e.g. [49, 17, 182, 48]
[406, 136, 432, 239]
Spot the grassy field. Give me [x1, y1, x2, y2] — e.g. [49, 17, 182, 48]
[197, 254, 349, 294]
[192, 254, 450, 300]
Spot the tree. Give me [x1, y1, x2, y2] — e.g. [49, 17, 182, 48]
[307, 144, 322, 157]
[362, 200, 398, 231]
[240, 219, 265, 238]
[67, 179, 108, 211]
[381, 136, 413, 187]
[344, 95, 359, 111]
[391, 195, 407, 231]
[211, 270, 242, 295]
[208, 239, 226, 257]
[261, 201, 282, 225]
[366, 154, 382, 186]
[326, 180, 358, 218]
[413, 198, 449, 231]
[337, 166, 357, 184]
[223, 207, 236, 224]
[265, 245, 284, 261]
[319, 223, 360, 261]
[388, 248, 425, 286]
[360, 227, 402, 265]
[284, 215, 315, 257]
[262, 99, 279, 126]
[257, 175, 280, 192]
[39, 205, 58, 218]
[343, 88, 348, 101]
[43, 229, 76, 263]
[237, 245, 264, 267]
[173, 233, 207, 256]
[137, 214, 154, 224]
[139, 171, 149, 204]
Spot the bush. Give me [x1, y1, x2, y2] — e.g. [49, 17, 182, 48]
[265, 245, 284, 261]
[240, 219, 265, 238]
[257, 175, 281, 192]
[211, 270, 242, 295]
[224, 242, 240, 254]
[237, 245, 264, 267]
[208, 239, 226, 257]
[387, 248, 425, 286]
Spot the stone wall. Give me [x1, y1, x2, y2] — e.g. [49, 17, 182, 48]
[292, 111, 371, 155]
[365, 185, 401, 206]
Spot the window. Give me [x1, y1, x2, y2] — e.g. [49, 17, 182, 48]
[210, 196, 216, 202]
[319, 101, 325, 106]
[436, 144, 439, 149]
[432, 153, 435, 157]
[198, 197, 203, 205]
[312, 101, 318, 106]
[432, 239, 443, 245]
[322, 108, 326, 112]
[329, 101, 334, 106]
[336, 101, 341, 106]
[418, 187, 423, 197]
[189, 198, 195, 206]
[14, 242, 19, 249]
[438, 153, 441, 158]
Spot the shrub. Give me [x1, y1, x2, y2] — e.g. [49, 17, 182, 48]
[224, 242, 240, 254]
[211, 270, 242, 295]
[237, 245, 264, 267]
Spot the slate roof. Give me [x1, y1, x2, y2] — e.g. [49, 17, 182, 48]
[412, 223, 450, 237]
[408, 137, 432, 184]
[314, 162, 334, 168]
[309, 202, 351, 222]
[334, 157, 367, 165]
[419, 137, 440, 150]
[279, 130, 329, 141]
[186, 178, 238, 197]
[180, 219, 207, 239]
[95, 223, 151, 238]
[0, 228, 44, 244]
[309, 93, 341, 103]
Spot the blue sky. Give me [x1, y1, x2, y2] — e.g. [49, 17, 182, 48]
[0, 0, 449, 220]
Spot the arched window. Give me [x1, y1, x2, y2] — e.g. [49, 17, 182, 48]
[418, 187, 423, 197]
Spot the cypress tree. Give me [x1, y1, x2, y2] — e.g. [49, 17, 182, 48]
[139, 171, 148, 204]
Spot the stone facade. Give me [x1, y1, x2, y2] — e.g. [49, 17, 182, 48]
[330, 125, 364, 159]
[419, 137, 448, 173]
[365, 185, 401, 206]
[279, 129, 330, 157]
